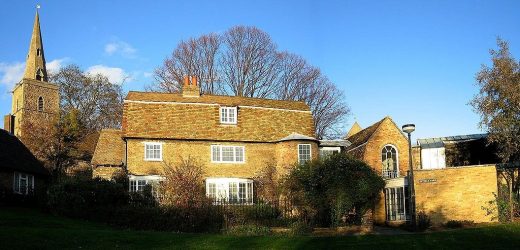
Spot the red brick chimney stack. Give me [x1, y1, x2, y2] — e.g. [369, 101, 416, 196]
[182, 75, 200, 97]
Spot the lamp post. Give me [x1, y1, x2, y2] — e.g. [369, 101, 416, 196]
[402, 124, 416, 229]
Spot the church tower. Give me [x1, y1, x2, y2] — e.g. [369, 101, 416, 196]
[4, 8, 59, 137]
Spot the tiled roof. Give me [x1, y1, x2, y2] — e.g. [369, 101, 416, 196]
[91, 129, 124, 166]
[126, 91, 310, 111]
[345, 117, 386, 150]
[0, 129, 48, 176]
[123, 92, 316, 142]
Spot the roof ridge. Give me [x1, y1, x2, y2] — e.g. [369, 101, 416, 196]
[126, 91, 307, 104]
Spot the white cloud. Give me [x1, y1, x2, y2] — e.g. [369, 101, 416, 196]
[86, 65, 129, 84]
[0, 62, 25, 89]
[46, 58, 69, 75]
[143, 72, 153, 78]
[104, 41, 136, 58]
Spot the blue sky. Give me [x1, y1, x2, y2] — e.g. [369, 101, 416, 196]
[1, 0, 519, 141]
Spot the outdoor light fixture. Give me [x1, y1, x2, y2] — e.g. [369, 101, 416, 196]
[402, 123, 416, 229]
[402, 124, 416, 134]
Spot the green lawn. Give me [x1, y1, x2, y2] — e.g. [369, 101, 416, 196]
[1, 207, 519, 250]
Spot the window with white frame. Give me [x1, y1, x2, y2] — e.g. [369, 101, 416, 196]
[220, 107, 237, 124]
[13, 172, 34, 195]
[319, 147, 340, 159]
[298, 144, 311, 163]
[211, 145, 245, 163]
[382, 144, 399, 178]
[129, 175, 163, 197]
[385, 186, 410, 221]
[144, 142, 162, 161]
[205, 178, 253, 204]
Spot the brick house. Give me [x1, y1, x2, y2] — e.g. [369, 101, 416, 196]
[92, 76, 318, 204]
[345, 117, 412, 224]
[346, 118, 499, 225]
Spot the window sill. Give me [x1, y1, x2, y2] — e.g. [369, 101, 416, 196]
[144, 159, 163, 162]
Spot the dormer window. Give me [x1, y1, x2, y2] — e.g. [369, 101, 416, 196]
[220, 107, 237, 124]
[37, 48, 41, 56]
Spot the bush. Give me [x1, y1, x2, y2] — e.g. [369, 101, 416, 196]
[223, 203, 282, 227]
[47, 177, 128, 219]
[226, 225, 272, 236]
[46, 176, 224, 233]
[416, 211, 431, 231]
[283, 154, 385, 227]
[110, 205, 223, 233]
[444, 220, 475, 229]
[289, 221, 313, 236]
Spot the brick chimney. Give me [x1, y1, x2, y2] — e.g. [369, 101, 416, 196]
[181, 75, 200, 97]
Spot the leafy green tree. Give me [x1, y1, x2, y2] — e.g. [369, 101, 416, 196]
[471, 38, 520, 220]
[283, 154, 385, 227]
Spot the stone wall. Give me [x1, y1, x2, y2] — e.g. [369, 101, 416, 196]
[126, 138, 318, 178]
[11, 79, 59, 137]
[414, 165, 498, 224]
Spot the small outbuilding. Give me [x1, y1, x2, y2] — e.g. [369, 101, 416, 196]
[0, 129, 49, 198]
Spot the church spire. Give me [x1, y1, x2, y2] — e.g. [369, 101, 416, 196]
[22, 6, 47, 82]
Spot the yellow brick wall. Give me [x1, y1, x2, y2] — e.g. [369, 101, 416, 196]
[126, 139, 318, 178]
[360, 118, 411, 224]
[414, 165, 498, 225]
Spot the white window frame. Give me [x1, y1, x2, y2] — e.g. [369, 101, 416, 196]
[382, 144, 399, 179]
[13, 172, 34, 195]
[298, 144, 312, 164]
[319, 146, 341, 159]
[128, 175, 164, 196]
[211, 145, 245, 163]
[219, 107, 237, 124]
[385, 186, 409, 221]
[144, 142, 163, 161]
[205, 178, 254, 204]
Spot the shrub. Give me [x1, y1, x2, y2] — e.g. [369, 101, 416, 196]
[282, 154, 385, 227]
[416, 211, 431, 231]
[47, 177, 128, 219]
[223, 203, 282, 227]
[226, 225, 272, 236]
[158, 158, 211, 208]
[289, 221, 313, 236]
[444, 220, 475, 229]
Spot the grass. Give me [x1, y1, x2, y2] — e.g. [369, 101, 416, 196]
[1, 207, 519, 249]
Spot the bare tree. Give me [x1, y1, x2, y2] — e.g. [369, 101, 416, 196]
[151, 26, 350, 138]
[275, 52, 350, 139]
[220, 26, 280, 98]
[152, 34, 221, 94]
[159, 158, 210, 208]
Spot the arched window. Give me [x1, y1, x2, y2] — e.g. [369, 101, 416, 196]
[37, 96, 44, 112]
[382, 145, 399, 178]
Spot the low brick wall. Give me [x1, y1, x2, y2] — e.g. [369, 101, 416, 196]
[414, 165, 498, 225]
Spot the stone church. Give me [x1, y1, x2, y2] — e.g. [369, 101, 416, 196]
[4, 10, 59, 137]
[1, 9, 55, 197]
